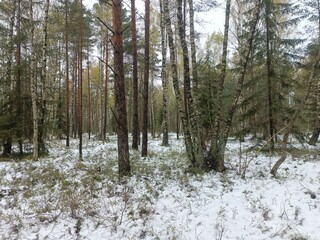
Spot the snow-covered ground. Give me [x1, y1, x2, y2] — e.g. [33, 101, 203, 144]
[0, 134, 319, 240]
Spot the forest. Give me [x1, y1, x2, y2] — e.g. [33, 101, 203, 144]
[0, 0, 319, 239]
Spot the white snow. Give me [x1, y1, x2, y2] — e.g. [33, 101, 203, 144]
[0, 134, 319, 240]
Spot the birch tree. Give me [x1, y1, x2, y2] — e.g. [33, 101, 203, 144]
[164, 0, 261, 172]
[38, 0, 50, 155]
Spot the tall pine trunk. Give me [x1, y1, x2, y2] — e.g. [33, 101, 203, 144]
[16, 0, 23, 155]
[112, 0, 131, 179]
[131, 0, 139, 150]
[141, 0, 150, 157]
[87, 45, 91, 139]
[78, 0, 83, 160]
[103, 34, 109, 143]
[160, 0, 169, 146]
[2, 0, 16, 156]
[65, 0, 70, 147]
[30, 0, 38, 161]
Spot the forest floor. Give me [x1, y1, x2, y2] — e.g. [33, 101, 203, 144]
[0, 134, 319, 240]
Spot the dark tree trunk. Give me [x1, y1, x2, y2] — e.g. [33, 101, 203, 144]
[2, 139, 12, 156]
[87, 46, 91, 139]
[16, 0, 23, 155]
[131, 0, 139, 150]
[103, 34, 109, 143]
[72, 53, 78, 139]
[141, 0, 150, 157]
[265, 0, 275, 152]
[160, 0, 169, 146]
[112, 0, 131, 179]
[78, 0, 83, 160]
[65, 0, 70, 147]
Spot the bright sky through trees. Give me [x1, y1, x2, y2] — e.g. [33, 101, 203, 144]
[83, 0, 225, 43]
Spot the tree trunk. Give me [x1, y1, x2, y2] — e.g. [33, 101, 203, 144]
[87, 45, 91, 139]
[150, 58, 155, 138]
[16, 0, 23, 155]
[2, 139, 12, 157]
[112, 0, 131, 179]
[65, 0, 70, 147]
[131, 0, 139, 150]
[188, 0, 204, 155]
[30, 0, 38, 161]
[103, 34, 109, 143]
[265, 0, 275, 152]
[141, 0, 150, 157]
[163, 0, 195, 166]
[3, 0, 16, 157]
[177, 0, 205, 168]
[38, 0, 50, 155]
[160, 0, 169, 146]
[72, 52, 78, 139]
[209, 0, 231, 172]
[78, 0, 83, 160]
[209, 0, 261, 172]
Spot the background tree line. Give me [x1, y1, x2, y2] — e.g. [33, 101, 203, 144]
[0, 0, 319, 179]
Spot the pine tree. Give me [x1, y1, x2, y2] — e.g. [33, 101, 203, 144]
[112, 0, 131, 179]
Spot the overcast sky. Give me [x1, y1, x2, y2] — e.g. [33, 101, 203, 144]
[83, 0, 225, 46]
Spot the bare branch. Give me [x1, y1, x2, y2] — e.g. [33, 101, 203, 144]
[98, 57, 116, 75]
[96, 16, 114, 34]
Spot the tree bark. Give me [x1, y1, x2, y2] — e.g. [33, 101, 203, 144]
[160, 0, 169, 146]
[16, 0, 23, 155]
[112, 0, 131, 179]
[131, 0, 140, 150]
[87, 45, 91, 139]
[163, 0, 195, 166]
[38, 0, 50, 155]
[188, 0, 203, 155]
[30, 0, 38, 161]
[78, 0, 83, 160]
[265, 0, 275, 152]
[2, 0, 16, 156]
[209, 0, 261, 171]
[65, 0, 70, 147]
[103, 34, 109, 143]
[141, 0, 150, 157]
[209, 0, 231, 172]
[177, 0, 205, 168]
